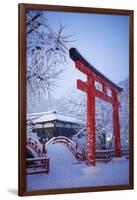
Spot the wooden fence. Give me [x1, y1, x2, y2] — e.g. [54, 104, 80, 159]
[26, 157, 50, 175]
[95, 148, 129, 162]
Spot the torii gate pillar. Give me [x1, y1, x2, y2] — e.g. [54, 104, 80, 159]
[86, 76, 96, 165]
[70, 48, 123, 166]
[112, 90, 121, 157]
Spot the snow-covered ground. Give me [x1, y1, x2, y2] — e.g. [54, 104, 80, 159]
[27, 143, 129, 191]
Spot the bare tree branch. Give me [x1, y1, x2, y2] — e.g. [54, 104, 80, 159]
[26, 10, 74, 97]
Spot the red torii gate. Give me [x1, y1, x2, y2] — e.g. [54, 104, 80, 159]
[69, 48, 123, 166]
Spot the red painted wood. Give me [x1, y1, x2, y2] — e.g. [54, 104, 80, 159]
[48, 136, 84, 161]
[75, 59, 122, 166]
[112, 90, 121, 157]
[77, 79, 88, 93]
[102, 83, 107, 94]
[95, 89, 113, 104]
[75, 60, 93, 76]
[86, 76, 96, 166]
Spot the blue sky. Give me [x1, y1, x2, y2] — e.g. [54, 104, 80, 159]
[46, 11, 129, 98]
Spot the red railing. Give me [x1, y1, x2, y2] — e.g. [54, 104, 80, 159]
[26, 136, 44, 157]
[48, 136, 84, 161]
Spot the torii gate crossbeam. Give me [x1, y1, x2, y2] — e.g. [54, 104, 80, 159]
[69, 48, 123, 166]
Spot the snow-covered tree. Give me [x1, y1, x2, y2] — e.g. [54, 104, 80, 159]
[55, 89, 87, 123]
[119, 78, 129, 148]
[95, 98, 113, 150]
[26, 10, 73, 96]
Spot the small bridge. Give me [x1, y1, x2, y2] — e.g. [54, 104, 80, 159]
[26, 132, 49, 175]
[47, 136, 84, 161]
[26, 132, 44, 158]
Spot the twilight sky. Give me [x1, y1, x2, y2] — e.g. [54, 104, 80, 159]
[45, 11, 129, 98]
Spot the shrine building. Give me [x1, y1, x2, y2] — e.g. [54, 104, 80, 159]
[27, 111, 82, 140]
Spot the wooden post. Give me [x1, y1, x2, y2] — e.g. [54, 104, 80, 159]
[112, 90, 121, 157]
[86, 76, 96, 166]
[42, 143, 45, 156]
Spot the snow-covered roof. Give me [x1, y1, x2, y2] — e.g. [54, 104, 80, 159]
[27, 110, 81, 124]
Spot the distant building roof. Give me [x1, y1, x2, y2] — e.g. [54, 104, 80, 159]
[27, 110, 81, 124]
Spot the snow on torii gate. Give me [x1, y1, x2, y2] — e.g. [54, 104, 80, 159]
[69, 48, 123, 166]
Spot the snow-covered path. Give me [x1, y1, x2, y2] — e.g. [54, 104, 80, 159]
[27, 143, 129, 191]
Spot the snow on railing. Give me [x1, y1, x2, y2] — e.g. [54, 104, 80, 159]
[73, 127, 86, 138]
[47, 136, 84, 161]
[95, 148, 129, 162]
[26, 131, 44, 157]
[96, 148, 129, 154]
[96, 149, 114, 152]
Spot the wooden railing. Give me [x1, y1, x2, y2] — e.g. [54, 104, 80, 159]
[26, 137, 43, 157]
[96, 150, 113, 162]
[26, 157, 50, 175]
[47, 136, 84, 161]
[95, 148, 129, 163]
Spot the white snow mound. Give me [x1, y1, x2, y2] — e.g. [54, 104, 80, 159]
[82, 166, 101, 176]
[112, 157, 127, 163]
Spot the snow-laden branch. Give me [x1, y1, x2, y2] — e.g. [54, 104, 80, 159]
[26, 10, 74, 96]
